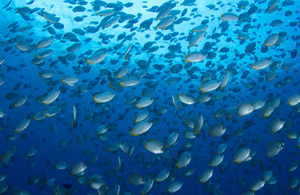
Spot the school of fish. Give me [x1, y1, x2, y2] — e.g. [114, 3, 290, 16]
[0, 0, 300, 194]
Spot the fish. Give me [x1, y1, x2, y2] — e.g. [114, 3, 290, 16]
[3, 0, 12, 9]
[71, 106, 78, 129]
[124, 44, 132, 60]
[62, 184, 72, 189]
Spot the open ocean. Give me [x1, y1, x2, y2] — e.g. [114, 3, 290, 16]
[0, 0, 299, 194]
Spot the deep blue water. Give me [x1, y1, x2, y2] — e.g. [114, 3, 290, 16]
[0, 0, 300, 194]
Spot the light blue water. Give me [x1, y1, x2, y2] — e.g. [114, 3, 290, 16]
[0, 0, 299, 194]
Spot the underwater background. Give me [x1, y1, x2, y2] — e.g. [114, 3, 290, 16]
[0, 0, 300, 194]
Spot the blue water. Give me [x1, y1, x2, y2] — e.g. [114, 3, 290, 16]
[0, 0, 300, 194]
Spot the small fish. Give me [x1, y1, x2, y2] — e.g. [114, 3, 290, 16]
[3, 0, 12, 9]
[26, 0, 34, 5]
[71, 106, 78, 129]
[0, 57, 4, 72]
[125, 44, 132, 60]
